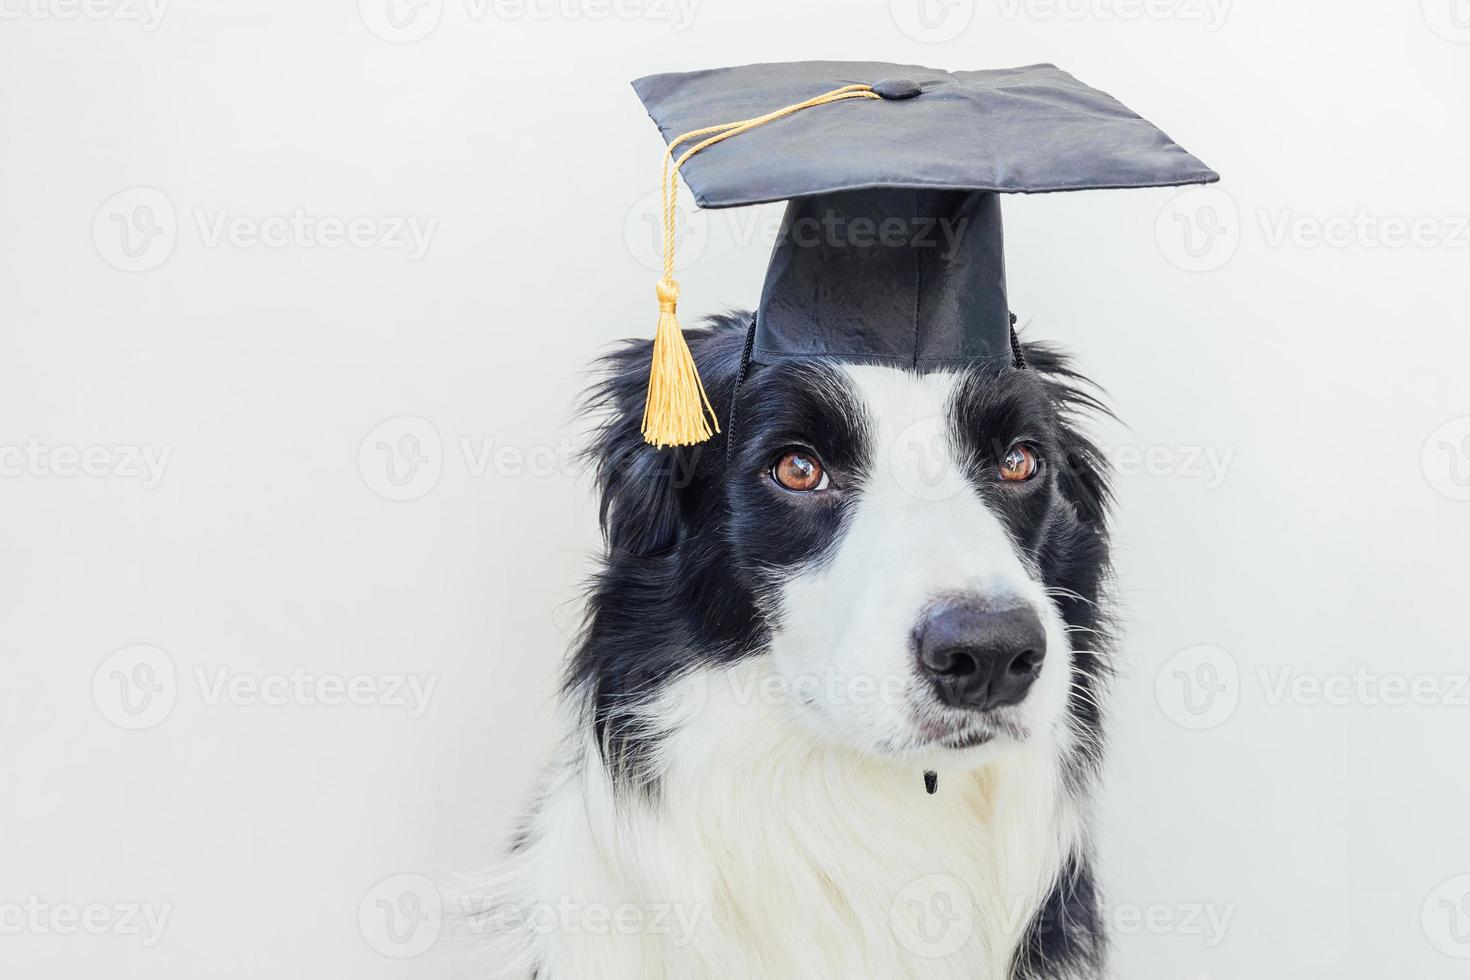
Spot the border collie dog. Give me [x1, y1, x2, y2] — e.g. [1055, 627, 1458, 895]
[487, 313, 1114, 979]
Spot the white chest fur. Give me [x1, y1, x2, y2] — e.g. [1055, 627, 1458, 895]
[485, 660, 1078, 980]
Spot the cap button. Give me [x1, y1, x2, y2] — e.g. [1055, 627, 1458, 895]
[872, 78, 922, 100]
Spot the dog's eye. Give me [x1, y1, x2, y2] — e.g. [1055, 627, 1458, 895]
[999, 445, 1039, 482]
[772, 450, 829, 492]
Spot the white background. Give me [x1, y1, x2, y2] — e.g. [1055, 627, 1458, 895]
[2, 1, 1468, 977]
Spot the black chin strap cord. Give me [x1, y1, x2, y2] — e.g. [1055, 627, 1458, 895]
[725, 316, 759, 465]
[1009, 312, 1026, 369]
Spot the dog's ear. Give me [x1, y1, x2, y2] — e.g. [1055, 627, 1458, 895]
[580, 316, 748, 557]
[1021, 342, 1114, 528]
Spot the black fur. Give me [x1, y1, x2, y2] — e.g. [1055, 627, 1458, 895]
[566, 313, 1115, 976]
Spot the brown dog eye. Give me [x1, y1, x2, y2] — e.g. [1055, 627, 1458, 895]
[999, 445, 1039, 482]
[772, 450, 829, 492]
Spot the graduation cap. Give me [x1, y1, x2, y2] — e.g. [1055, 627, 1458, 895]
[631, 61, 1218, 448]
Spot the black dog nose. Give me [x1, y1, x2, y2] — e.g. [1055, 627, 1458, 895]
[915, 601, 1047, 711]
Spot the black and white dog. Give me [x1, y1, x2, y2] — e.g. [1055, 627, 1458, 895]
[487, 313, 1114, 978]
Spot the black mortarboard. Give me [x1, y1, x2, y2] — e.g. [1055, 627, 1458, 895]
[629, 61, 1218, 448]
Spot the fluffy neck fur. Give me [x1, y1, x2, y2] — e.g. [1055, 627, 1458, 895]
[486, 658, 1083, 979]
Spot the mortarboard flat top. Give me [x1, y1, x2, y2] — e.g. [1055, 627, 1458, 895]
[632, 61, 1218, 208]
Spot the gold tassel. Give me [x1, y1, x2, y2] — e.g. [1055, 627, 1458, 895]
[641, 278, 718, 448]
[638, 83, 881, 448]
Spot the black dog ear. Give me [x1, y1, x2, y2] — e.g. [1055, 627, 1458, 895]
[1020, 341, 1115, 528]
[580, 316, 748, 557]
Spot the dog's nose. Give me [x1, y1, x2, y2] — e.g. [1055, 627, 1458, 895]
[915, 601, 1047, 711]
